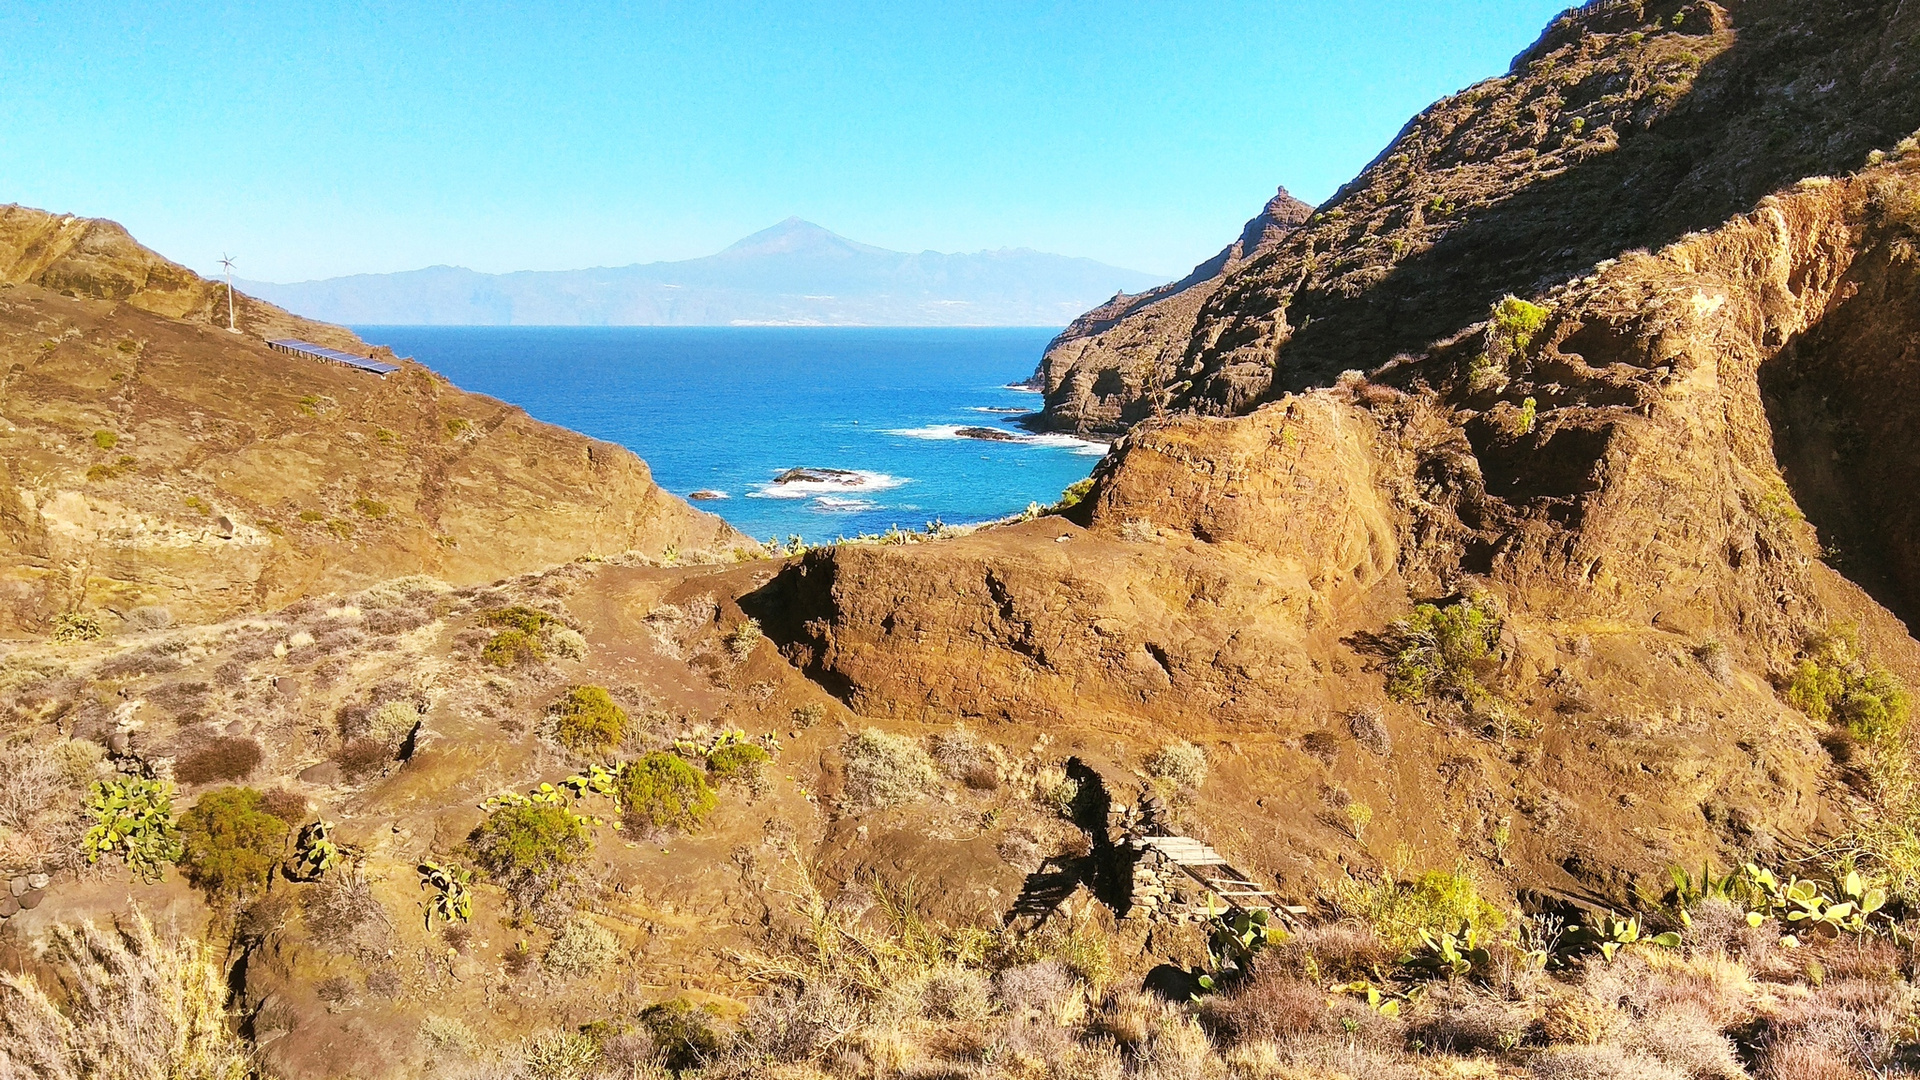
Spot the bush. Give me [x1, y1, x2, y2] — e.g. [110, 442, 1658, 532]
[1337, 868, 1505, 952]
[549, 685, 627, 754]
[332, 737, 394, 779]
[725, 618, 762, 661]
[1349, 708, 1393, 756]
[546, 625, 588, 660]
[92, 429, 119, 450]
[367, 700, 421, 745]
[1784, 627, 1911, 741]
[177, 787, 289, 898]
[467, 800, 590, 911]
[51, 612, 105, 643]
[543, 916, 621, 977]
[617, 753, 716, 834]
[1384, 592, 1504, 706]
[1148, 741, 1208, 791]
[842, 728, 938, 811]
[706, 740, 770, 786]
[481, 628, 544, 668]
[639, 998, 724, 1072]
[173, 737, 263, 785]
[1050, 477, 1096, 514]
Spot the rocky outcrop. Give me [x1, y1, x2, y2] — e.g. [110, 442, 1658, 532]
[1033, 189, 1311, 433]
[1037, 0, 1920, 431]
[0, 207, 743, 633]
[748, 82, 1920, 908]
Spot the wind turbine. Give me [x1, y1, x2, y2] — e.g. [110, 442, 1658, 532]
[218, 254, 239, 333]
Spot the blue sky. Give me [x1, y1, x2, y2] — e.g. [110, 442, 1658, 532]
[1, 2, 1571, 282]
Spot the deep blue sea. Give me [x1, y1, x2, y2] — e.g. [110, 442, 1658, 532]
[354, 327, 1104, 544]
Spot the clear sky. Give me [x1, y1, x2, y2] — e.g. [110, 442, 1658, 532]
[0, 2, 1572, 282]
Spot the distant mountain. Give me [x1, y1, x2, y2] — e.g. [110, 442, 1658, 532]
[239, 219, 1162, 327]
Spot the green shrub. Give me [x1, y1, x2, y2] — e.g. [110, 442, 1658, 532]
[616, 753, 716, 834]
[1338, 868, 1506, 952]
[368, 700, 422, 746]
[479, 606, 567, 668]
[640, 998, 724, 1072]
[352, 497, 390, 519]
[83, 776, 183, 881]
[706, 740, 770, 786]
[549, 685, 627, 753]
[482, 629, 544, 667]
[468, 800, 590, 908]
[1472, 296, 1551, 392]
[177, 787, 290, 897]
[51, 611, 105, 642]
[92, 429, 119, 450]
[481, 605, 558, 634]
[1384, 592, 1504, 706]
[1785, 627, 1911, 741]
[1051, 477, 1096, 514]
[842, 728, 938, 810]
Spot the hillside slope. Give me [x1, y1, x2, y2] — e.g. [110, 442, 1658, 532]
[0, 206, 743, 633]
[1035, 0, 1920, 431]
[752, 0, 1920, 911]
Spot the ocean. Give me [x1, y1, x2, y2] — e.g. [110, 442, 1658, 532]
[354, 326, 1104, 545]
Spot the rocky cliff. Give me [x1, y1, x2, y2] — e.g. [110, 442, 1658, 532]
[0, 206, 743, 633]
[1034, 0, 1920, 432]
[752, 0, 1920, 907]
[1032, 188, 1312, 434]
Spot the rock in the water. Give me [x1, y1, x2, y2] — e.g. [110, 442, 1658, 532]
[773, 467, 862, 485]
[955, 427, 1020, 442]
[688, 490, 728, 501]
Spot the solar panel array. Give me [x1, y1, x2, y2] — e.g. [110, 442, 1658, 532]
[266, 338, 400, 375]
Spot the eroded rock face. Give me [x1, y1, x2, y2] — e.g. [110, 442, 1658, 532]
[1036, 0, 1920, 430]
[747, 137, 1920, 912]
[0, 209, 742, 633]
[1034, 188, 1312, 434]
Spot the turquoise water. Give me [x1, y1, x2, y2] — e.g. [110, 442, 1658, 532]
[355, 326, 1104, 544]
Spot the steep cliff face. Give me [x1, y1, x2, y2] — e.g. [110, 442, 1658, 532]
[1037, 0, 1920, 430]
[750, 46, 1920, 905]
[1033, 189, 1311, 434]
[0, 206, 743, 633]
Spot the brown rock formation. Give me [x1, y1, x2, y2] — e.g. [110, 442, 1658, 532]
[1036, 0, 1920, 429]
[0, 206, 742, 633]
[1034, 188, 1311, 434]
[748, 4, 1920, 907]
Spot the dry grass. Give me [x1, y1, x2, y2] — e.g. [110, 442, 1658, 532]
[841, 728, 939, 811]
[0, 738, 90, 871]
[0, 907, 253, 1080]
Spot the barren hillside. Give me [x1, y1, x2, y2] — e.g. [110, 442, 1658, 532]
[0, 206, 743, 634]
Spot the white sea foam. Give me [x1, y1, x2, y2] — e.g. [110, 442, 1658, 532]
[886, 424, 1108, 456]
[811, 496, 879, 512]
[747, 468, 907, 500]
